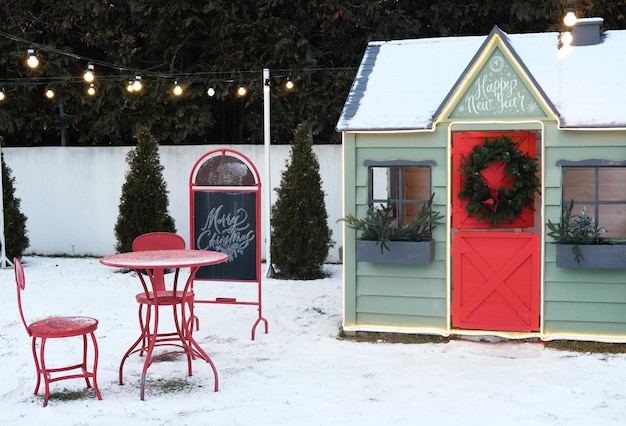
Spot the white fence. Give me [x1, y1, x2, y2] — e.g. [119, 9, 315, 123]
[3, 144, 344, 262]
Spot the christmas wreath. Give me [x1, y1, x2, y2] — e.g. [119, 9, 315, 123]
[458, 135, 541, 224]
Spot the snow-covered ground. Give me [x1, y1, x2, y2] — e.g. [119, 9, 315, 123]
[1, 256, 625, 425]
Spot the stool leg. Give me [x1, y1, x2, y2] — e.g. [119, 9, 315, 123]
[89, 332, 102, 400]
[82, 334, 91, 388]
[31, 337, 42, 396]
[138, 303, 148, 356]
[39, 338, 50, 407]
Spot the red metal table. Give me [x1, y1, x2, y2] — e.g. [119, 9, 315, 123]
[100, 249, 228, 400]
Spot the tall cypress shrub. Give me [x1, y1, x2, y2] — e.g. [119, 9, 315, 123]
[270, 124, 333, 279]
[1, 141, 29, 260]
[114, 127, 176, 253]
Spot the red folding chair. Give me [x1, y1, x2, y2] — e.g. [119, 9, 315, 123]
[131, 232, 192, 355]
[14, 258, 102, 407]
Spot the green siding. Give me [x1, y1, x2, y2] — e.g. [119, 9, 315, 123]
[357, 276, 446, 298]
[357, 294, 446, 317]
[543, 130, 626, 338]
[343, 130, 448, 332]
[356, 313, 447, 329]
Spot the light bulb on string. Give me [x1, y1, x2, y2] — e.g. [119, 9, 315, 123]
[0, 88, 5, 102]
[26, 46, 39, 69]
[563, 0, 577, 27]
[126, 79, 134, 92]
[285, 74, 294, 90]
[237, 81, 247, 96]
[173, 80, 183, 96]
[561, 31, 573, 47]
[207, 80, 216, 97]
[45, 86, 55, 99]
[84, 63, 95, 82]
[564, 11, 577, 27]
[87, 83, 96, 96]
[132, 74, 142, 91]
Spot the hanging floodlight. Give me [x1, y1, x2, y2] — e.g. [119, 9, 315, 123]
[87, 83, 96, 96]
[26, 46, 39, 69]
[84, 63, 95, 82]
[173, 80, 183, 96]
[207, 80, 216, 97]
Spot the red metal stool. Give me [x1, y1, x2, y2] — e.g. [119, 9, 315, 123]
[131, 232, 193, 357]
[14, 258, 102, 407]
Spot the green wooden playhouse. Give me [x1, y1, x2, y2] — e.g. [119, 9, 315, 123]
[336, 22, 626, 342]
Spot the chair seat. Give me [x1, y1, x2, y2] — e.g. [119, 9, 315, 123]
[135, 290, 194, 305]
[28, 316, 99, 338]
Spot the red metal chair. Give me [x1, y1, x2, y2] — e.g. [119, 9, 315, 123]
[14, 258, 102, 407]
[131, 232, 191, 356]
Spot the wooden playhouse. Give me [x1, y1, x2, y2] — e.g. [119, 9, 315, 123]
[336, 22, 626, 342]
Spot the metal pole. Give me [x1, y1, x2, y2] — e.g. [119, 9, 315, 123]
[263, 68, 273, 277]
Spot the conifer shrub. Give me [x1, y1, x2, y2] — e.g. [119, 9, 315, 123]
[1, 142, 29, 259]
[270, 124, 333, 279]
[114, 127, 176, 253]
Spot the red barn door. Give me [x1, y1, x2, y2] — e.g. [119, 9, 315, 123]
[451, 132, 540, 332]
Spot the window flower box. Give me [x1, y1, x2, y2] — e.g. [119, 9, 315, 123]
[556, 243, 626, 269]
[341, 193, 442, 265]
[356, 239, 435, 264]
[548, 200, 626, 269]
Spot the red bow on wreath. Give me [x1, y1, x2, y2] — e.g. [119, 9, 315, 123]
[481, 187, 499, 212]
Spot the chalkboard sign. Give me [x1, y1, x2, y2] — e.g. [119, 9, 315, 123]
[189, 148, 267, 340]
[192, 191, 257, 280]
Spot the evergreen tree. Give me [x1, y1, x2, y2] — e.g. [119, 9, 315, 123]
[270, 124, 333, 279]
[114, 127, 176, 253]
[1, 140, 29, 260]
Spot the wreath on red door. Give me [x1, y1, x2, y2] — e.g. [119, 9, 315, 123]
[458, 135, 541, 224]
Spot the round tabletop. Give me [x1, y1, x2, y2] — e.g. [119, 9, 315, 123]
[100, 249, 229, 269]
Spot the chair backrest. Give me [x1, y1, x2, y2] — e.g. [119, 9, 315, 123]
[14, 258, 30, 334]
[132, 233, 185, 291]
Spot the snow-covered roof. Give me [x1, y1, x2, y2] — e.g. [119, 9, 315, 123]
[337, 26, 626, 131]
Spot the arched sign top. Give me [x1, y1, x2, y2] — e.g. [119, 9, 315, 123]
[190, 148, 260, 187]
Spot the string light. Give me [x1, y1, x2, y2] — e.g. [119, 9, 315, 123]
[563, 0, 577, 27]
[26, 46, 39, 69]
[83, 62, 95, 82]
[45, 85, 55, 99]
[173, 80, 183, 96]
[285, 74, 294, 90]
[561, 31, 573, 46]
[0, 88, 5, 102]
[87, 83, 96, 96]
[1, 28, 356, 102]
[207, 80, 216, 97]
[237, 81, 247, 96]
[132, 74, 142, 91]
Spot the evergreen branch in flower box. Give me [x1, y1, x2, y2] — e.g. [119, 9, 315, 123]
[340, 193, 443, 254]
[547, 199, 611, 264]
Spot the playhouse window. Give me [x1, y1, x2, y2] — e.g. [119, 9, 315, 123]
[560, 162, 626, 239]
[365, 160, 435, 226]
